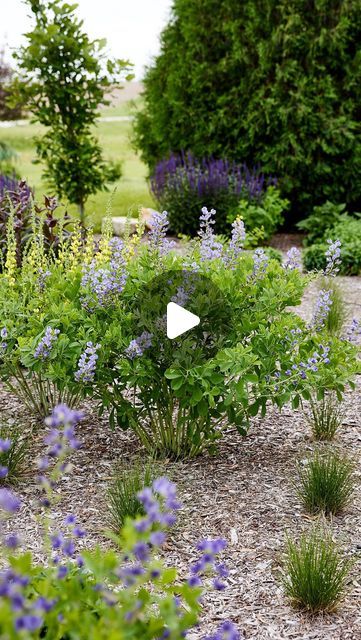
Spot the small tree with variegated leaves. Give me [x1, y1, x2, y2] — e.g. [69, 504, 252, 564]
[12, 0, 133, 222]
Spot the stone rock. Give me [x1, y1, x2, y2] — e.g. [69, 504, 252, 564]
[110, 208, 159, 237]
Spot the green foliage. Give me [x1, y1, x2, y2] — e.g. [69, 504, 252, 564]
[107, 459, 158, 532]
[0, 209, 358, 458]
[0, 409, 233, 639]
[298, 202, 347, 247]
[295, 450, 354, 515]
[283, 528, 353, 612]
[0, 47, 23, 121]
[232, 187, 288, 242]
[306, 394, 343, 441]
[134, 0, 361, 219]
[303, 216, 361, 275]
[0, 424, 28, 484]
[0, 142, 18, 177]
[12, 0, 133, 220]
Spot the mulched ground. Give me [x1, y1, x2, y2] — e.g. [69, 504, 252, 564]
[0, 271, 360, 640]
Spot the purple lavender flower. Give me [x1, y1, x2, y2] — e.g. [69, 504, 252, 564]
[324, 239, 341, 277]
[34, 327, 60, 360]
[252, 248, 269, 278]
[311, 289, 332, 331]
[75, 342, 100, 383]
[198, 207, 223, 261]
[0, 466, 8, 478]
[283, 247, 302, 271]
[125, 332, 153, 359]
[148, 210, 174, 255]
[0, 488, 21, 513]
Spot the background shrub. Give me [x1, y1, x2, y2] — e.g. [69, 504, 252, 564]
[150, 152, 274, 235]
[303, 216, 361, 276]
[134, 0, 361, 222]
[297, 202, 347, 247]
[0, 47, 22, 121]
[283, 528, 352, 612]
[295, 450, 354, 515]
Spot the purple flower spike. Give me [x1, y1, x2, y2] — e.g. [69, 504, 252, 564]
[74, 342, 100, 383]
[34, 327, 60, 360]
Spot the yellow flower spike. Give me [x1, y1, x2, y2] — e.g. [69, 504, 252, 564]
[68, 222, 83, 272]
[84, 226, 95, 265]
[5, 209, 17, 287]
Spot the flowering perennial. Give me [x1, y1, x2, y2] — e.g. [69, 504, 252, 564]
[148, 210, 174, 255]
[125, 332, 153, 359]
[311, 290, 332, 331]
[74, 342, 100, 383]
[34, 327, 60, 360]
[283, 247, 302, 271]
[81, 238, 127, 309]
[252, 248, 269, 278]
[324, 239, 341, 277]
[199, 207, 223, 261]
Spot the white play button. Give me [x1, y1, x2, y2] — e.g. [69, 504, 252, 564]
[166, 302, 200, 340]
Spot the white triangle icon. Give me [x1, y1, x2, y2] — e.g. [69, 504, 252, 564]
[166, 302, 200, 340]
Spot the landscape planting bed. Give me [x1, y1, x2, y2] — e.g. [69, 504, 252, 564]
[1, 275, 360, 639]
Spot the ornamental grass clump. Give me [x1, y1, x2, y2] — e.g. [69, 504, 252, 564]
[306, 394, 343, 441]
[0, 404, 238, 639]
[107, 458, 159, 532]
[295, 450, 354, 516]
[283, 528, 352, 612]
[317, 275, 347, 337]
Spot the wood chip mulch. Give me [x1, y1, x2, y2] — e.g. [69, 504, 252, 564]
[0, 275, 360, 640]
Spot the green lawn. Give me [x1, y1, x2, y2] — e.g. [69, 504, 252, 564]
[0, 104, 155, 231]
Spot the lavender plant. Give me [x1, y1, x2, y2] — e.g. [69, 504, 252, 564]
[150, 152, 275, 235]
[0, 404, 239, 639]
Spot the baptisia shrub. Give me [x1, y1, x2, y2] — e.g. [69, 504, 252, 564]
[0, 405, 239, 639]
[150, 152, 276, 236]
[0, 207, 358, 457]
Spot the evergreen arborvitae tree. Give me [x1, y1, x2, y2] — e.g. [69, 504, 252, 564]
[134, 0, 361, 220]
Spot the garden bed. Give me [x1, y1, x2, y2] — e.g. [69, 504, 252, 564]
[1, 276, 360, 640]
